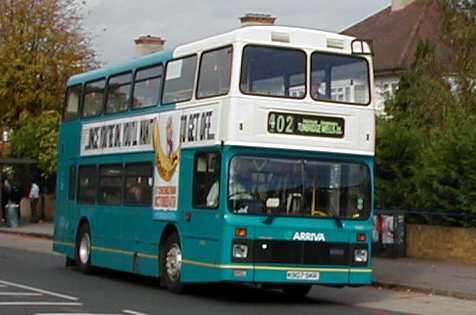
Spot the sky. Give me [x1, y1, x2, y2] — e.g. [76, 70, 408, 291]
[83, 0, 391, 66]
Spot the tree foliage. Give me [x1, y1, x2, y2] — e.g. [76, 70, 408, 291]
[9, 111, 60, 178]
[0, 0, 96, 178]
[376, 0, 476, 220]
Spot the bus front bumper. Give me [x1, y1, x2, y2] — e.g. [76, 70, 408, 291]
[222, 265, 372, 285]
[182, 259, 372, 285]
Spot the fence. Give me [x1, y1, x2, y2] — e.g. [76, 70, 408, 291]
[373, 209, 476, 258]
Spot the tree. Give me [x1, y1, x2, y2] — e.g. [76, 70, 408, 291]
[441, 0, 476, 111]
[0, 0, 96, 177]
[376, 0, 476, 221]
[9, 111, 60, 178]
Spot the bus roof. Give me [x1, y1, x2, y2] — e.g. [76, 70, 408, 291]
[175, 25, 360, 56]
[68, 25, 366, 86]
[67, 48, 173, 86]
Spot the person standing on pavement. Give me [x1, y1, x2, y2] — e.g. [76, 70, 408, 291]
[1, 178, 11, 225]
[29, 182, 40, 223]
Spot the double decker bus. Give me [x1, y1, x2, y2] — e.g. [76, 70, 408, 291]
[54, 25, 375, 297]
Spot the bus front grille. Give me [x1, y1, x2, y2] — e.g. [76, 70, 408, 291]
[232, 239, 367, 266]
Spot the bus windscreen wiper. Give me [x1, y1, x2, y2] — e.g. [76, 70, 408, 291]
[263, 214, 275, 225]
[330, 211, 343, 228]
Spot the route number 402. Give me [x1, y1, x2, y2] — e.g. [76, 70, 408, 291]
[268, 113, 294, 134]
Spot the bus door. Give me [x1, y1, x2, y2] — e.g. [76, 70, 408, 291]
[57, 161, 79, 242]
[180, 151, 222, 281]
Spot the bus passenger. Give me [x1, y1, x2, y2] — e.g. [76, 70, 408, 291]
[206, 181, 219, 208]
[311, 80, 324, 99]
[127, 184, 143, 203]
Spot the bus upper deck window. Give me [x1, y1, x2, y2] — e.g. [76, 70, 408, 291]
[197, 46, 232, 99]
[311, 52, 370, 105]
[64, 85, 81, 121]
[133, 64, 162, 109]
[162, 55, 197, 104]
[240, 46, 306, 99]
[82, 79, 105, 117]
[106, 72, 132, 113]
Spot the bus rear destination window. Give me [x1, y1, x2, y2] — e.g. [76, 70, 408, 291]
[240, 46, 306, 99]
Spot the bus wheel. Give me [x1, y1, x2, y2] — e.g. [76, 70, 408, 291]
[161, 233, 185, 293]
[281, 284, 312, 298]
[76, 224, 92, 273]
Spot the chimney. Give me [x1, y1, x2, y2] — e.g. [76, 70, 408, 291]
[134, 35, 166, 56]
[392, 0, 415, 11]
[239, 13, 276, 27]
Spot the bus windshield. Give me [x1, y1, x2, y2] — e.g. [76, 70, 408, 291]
[228, 156, 371, 220]
[311, 52, 370, 105]
[240, 45, 306, 98]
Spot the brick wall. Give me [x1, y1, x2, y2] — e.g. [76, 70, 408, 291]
[19, 194, 55, 222]
[406, 224, 476, 264]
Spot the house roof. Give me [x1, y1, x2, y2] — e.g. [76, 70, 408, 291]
[342, 0, 448, 76]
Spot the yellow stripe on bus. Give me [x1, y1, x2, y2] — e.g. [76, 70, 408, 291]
[182, 259, 372, 273]
[54, 241, 371, 272]
[53, 241, 158, 260]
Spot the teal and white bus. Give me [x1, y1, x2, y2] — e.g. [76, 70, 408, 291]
[54, 26, 375, 297]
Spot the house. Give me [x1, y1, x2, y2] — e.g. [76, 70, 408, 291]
[342, 0, 448, 114]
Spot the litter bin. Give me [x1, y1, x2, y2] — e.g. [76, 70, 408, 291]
[6, 202, 19, 228]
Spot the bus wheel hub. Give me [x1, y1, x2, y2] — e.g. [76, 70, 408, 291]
[165, 244, 182, 281]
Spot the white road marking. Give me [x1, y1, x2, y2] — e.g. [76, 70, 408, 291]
[34, 310, 150, 315]
[0, 302, 82, 306]
[0, 279, 79, 301]
[123, 310, 150, 315]
[35, 314, 116, 315]
[0, 292, 43, 296]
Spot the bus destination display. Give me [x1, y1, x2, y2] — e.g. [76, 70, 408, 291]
[267, 112, 345, 138]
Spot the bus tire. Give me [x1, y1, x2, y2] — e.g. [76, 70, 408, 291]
[281, 284, 312, 298]
[76, 223, 92, 274]
[160, 233, 186, 293]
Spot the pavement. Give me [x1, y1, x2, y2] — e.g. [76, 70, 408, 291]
[0, 221, 54, 239]
[1, 222, 475, 302]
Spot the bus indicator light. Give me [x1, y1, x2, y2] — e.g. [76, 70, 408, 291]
[357, 233, 367, 242]
[235, 228, 247, 238]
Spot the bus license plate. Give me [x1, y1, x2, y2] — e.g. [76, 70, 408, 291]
[286, 271, 319, 281]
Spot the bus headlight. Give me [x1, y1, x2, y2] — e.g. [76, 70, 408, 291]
[354, 249, 368, 263]
[233, 244, 248, 258]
